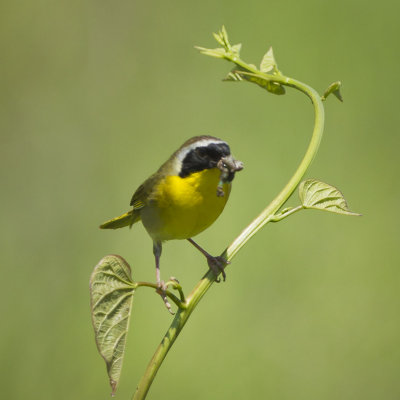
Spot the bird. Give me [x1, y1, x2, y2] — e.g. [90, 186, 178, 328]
[100, 135, 243, 309]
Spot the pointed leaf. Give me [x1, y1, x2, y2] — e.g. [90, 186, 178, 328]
[221, 25, 229, 47]
[260, 47, 277, 73]
[212, 32, 224, 47]
[195, 46, 228, 59]
[299, 179, 360, 216]
[90, 255, 136, 396]
[212, 26, 231, 49]
[223, 70, 243, 82]
[231, 43, 242, 56]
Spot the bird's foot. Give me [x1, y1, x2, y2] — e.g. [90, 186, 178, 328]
[206, 256, 230, 282]
[156, 281, 174, 315]
[156, 277, 184, 314]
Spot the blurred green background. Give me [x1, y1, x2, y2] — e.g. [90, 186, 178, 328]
[1, 1, 399, 399]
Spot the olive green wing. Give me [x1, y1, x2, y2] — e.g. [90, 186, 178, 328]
[129, 184, 147, 209]
[100, 174, 158, 230]
[130, 172, 160, 208]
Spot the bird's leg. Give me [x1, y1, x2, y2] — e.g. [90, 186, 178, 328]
[154, 241, 162, 285]
[153, 241, 174, 314]
[187, 238, 230, 282]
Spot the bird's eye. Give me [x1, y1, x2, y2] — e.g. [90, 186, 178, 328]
[196, 148, 207, 158]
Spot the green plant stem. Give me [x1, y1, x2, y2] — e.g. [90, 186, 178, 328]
[132, 64, 325, 400]
[270, 205, 305, 222]
[135, 282, 185, 309]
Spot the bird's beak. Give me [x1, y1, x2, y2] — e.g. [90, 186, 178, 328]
[220, 155, 244, 173]
[216, 155, 244, 196]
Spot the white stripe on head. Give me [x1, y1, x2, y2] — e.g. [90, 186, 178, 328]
[176, 138, 227, 162]
[171, 137, 228, 174]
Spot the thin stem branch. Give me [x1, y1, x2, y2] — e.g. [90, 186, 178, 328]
[164, 279, 186, 303]
[270, 205, 305, 222]
[135, 282, 185, 309]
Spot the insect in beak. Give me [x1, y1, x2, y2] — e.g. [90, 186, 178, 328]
[216, 155, 244, 197]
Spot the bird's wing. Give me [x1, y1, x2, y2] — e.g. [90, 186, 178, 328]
[100, 174, 161, 230]
[130, 173, 159, 209]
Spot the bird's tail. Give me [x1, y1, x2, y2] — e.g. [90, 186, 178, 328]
[99, 210, 141, 229]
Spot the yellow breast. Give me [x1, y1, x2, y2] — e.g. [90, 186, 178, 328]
[141, 168, 231, 241]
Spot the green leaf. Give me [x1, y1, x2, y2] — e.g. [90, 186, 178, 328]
[90, 255, 136, 396]
[223, 70, 243, 82]
[234, 70, 285, 95]
[195, 46, 228, 59]
[212, 25, 231, 50]
[213, 32, 225, 47]
[220, 25, 229, 47]
[260, 47, 277, 73]
[265, 81, 286, 95]
[299, 179, 360, 216]
[322, 81, 343, 102]
[231, 43, 242, 56]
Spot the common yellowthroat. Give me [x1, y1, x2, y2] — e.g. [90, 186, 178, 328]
[100, 136, 243, 306]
